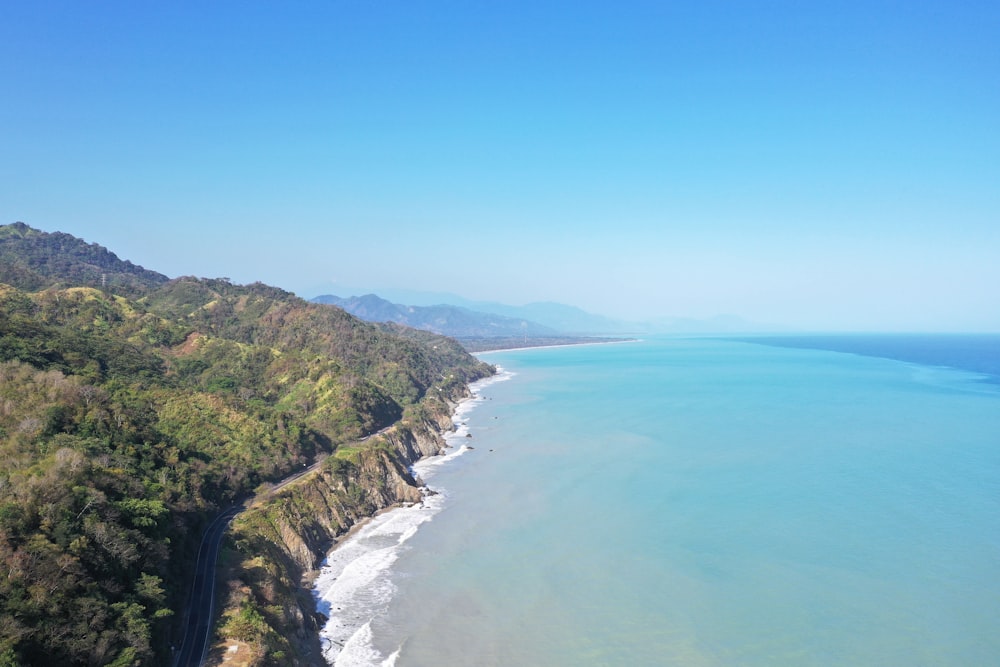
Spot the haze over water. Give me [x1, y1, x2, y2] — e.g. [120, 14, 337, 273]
[317, 336, 1000, 666]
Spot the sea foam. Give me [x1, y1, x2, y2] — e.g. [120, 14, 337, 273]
[313, 369, 512, 666]
[314, 499, 438, 665]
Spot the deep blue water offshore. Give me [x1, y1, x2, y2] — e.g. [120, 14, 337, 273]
[315, 335, 1000, 666]
[730, 334, 1000, 383]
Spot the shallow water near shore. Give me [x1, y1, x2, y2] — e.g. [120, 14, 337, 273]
[316, 336, 1000, 666]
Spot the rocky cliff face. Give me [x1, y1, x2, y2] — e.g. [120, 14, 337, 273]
[207, 391, 470, 666]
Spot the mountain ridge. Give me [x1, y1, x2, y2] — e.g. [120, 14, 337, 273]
[312, 293, 560, 337]
[320, 287, 634, 334]
[0, 220, 170, 296]
[313, 288, 787, 335]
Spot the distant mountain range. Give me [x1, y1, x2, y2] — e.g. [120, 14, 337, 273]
[313, 289, 787, 336]
[314, 289, 635, 335]
[312, 294, 562, 337]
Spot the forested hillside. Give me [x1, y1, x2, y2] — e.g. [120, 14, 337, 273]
[0, 224, 492, 666]
[0, 222, 169, 297]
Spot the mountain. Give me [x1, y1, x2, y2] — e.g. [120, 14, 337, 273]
[477, 300, 633, 334]
[0, 223, 492, 666]
[312, 293, 560, 337]
[313, 288, 635, 334]
[0, 221, 169, 296]
[311, 288, 788, 335]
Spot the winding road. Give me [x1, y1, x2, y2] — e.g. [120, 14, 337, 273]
[172, 456, 330, 666]
[173, 424, 397, 665]
[173, 505, 243, 666]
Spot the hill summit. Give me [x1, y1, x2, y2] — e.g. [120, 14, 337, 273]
[0, 221, 169, 296]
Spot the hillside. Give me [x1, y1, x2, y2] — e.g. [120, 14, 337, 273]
[0, 221, 169, 297]
[0, 223, 493, 666]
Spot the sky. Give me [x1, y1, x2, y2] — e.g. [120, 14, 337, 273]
[1, 1, 998, 331]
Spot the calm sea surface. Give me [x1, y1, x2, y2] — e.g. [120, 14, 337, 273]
[314, 336, 1000, 666]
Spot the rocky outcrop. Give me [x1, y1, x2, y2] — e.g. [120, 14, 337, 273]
[208, 390, 471, 666]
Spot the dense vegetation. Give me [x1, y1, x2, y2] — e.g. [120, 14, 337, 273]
[0, 223, 493, 666]
[0, 222, 169, 298]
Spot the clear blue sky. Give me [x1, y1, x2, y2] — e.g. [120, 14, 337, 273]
[2, 1, 997, 331]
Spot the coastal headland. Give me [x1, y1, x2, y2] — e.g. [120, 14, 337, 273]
[0, 223, 494, 666]
[205, 379, 484, 665]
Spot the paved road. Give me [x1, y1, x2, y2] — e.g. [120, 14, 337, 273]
[172, 427, 395, 666]
[173, 505, 243, 666]
[172, 456, 332, 665]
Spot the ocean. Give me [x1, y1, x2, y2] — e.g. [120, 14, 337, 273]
[313, 335, 1000, 666]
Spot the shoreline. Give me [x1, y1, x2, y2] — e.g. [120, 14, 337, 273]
[472, 337, 640, 354]
[310, 370, 510, 665]
[308, 384, 484, 575]
[300, 499, 414, 590]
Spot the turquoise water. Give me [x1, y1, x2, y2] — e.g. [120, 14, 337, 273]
[317, 337, 1000, 666]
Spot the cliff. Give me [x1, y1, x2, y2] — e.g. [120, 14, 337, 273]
[207, 389, 468, 666]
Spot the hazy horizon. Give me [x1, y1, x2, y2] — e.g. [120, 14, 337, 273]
[2, 2, 998, 332]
